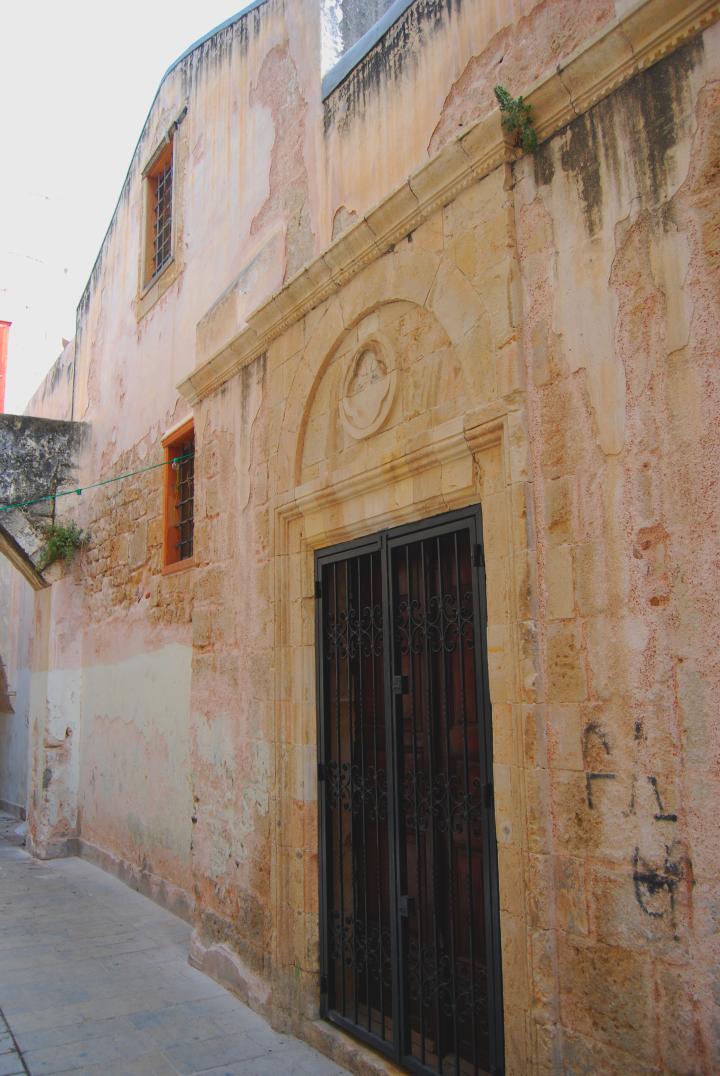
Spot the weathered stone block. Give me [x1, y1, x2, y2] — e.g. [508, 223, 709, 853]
[573, 538, 607, 616]
[558, 937, 654, 1060]
[554, 856, 588, 936]
[531, 927, 558, 1021]
[589, 863, 689, 957]
[547, 622, 587, 702]
[546, 543, 574, 620]
[527, 853, 554, 930]
[543, 476, 575, 546]
[128, 521, 147, 568]
[547, 704, 583, 770]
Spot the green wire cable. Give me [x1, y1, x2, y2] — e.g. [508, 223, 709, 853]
[0, 452, 194, 514]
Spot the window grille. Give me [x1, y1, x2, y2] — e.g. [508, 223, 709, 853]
[162, 420, 195, 570]
[152, 157, 173, 277]
[173, 438, 194, 560]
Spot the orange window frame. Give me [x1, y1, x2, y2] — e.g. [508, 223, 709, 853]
[143, 138, 174, 287]
[162, 418, 195, 573]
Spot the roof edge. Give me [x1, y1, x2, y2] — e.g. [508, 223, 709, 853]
[76, 0, 270, 322]
[321, 0, 416, 100]
[161, 0, 268, 83]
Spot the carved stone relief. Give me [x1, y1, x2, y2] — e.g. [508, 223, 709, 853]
[339, 334, 397, 440]
[297, 300, 459, 483]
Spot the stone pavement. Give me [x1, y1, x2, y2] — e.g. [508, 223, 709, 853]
[0, 814, 347, 1075]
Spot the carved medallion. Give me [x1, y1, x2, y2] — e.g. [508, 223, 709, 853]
[339, 336, 397, 440]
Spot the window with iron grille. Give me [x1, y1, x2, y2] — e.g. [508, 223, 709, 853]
[144, 138, 174, 285]
[162, 419, 194, 570]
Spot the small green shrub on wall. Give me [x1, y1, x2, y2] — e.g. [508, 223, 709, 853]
[38, 521, 89, 572]
[494, 85, 538, 153]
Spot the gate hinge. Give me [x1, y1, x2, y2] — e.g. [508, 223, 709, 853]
[392, 674, 409, 696]
[320, 973, 328, 994]
[473, 543, 485, 569]
[314, 580, 322, 599]
[484, 782, 494, 810]
[318, 762, 326, 782]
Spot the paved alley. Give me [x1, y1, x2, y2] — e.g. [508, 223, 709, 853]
[0, 815, 347, 1075]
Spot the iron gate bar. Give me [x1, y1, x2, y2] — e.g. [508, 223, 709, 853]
[438, 534, 460, 1071]
[333, 561, 345, 1019]
[419, 537, 443, 1070]
[316, 507, 504, 1075]
[455, 530, 479, 1070]
[369, 556, 386, 1039]
[405, 541, 426, 1066]
[470, 519, 505, 1072]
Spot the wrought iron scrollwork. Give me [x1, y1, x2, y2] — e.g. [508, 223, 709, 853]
[326, 760, 388, 821]
[325, 602, 383, 659]
[403, 770, 483, 836]
[396, 590, 474, 656]
[407, 942, 488, 1022]
[330, 912, 392, 987]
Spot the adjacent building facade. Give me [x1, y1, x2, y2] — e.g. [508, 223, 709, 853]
[1, 0, 719, 1072]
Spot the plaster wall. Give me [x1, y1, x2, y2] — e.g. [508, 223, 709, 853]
[78, 643, 193, 911]
[19, 0, 307, 876]
[25, 339, 75, 422]
[0, 559, 31, 815]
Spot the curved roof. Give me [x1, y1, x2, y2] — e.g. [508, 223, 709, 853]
[78, 1, 269, 313]
[161, 0, 268, 83]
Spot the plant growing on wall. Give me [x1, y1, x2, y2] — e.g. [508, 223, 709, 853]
[494, 85, 538, 153]
[37, 520, 89, 572]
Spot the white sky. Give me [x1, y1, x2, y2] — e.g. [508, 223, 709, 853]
[0, 0, 246, 415]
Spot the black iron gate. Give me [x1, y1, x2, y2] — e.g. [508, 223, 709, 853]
[316, 507, 503, 1075]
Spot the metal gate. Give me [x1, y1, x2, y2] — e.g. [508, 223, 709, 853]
[316, 507, 503, 1075]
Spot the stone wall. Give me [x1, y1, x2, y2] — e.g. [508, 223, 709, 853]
[0, 414, 87, 519]
[510, 36, 720, 1071]
[184, 15, 720, 1074]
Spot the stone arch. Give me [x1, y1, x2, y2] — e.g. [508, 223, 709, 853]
[281, 244, 493, 489]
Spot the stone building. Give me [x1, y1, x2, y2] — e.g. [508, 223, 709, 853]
[1, 0, 718, 1072]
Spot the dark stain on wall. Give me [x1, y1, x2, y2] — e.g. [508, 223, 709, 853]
[622, 38, 702, 208]
[533, 143, 555, 189]
[551, 38, 702, 236]
[324, 0, 463, 134]
[560, 109, 604, 236]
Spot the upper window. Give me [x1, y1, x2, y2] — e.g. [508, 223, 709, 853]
[162, 419, 194, 571]
[143, 138, 174, 286]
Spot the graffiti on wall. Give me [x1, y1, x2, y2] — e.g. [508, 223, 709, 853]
[581, 720, 690, 936]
